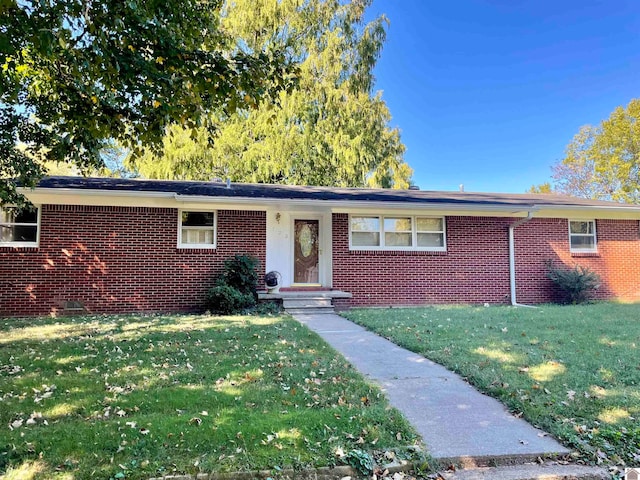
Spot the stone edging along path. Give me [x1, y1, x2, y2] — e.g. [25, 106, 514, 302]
[148, 462, 413, 480]
[148, 461, 610, 480]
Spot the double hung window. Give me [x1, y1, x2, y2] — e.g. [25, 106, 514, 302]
[569, 220, 597, 253]
[179, 210, 216, 248]
[0, 207, 40, 247]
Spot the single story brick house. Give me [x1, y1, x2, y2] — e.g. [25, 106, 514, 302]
[2, 176, 640, 316]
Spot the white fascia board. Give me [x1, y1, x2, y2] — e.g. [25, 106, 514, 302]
[334, 204, 535, 217]
[175, 195, 320, 212]
[535, 205, 640, 220]
[20, 188, 177, 208]
[178, 195, 538, 215]
[20, 187, 640, 219]
[18, 189, 536, 216]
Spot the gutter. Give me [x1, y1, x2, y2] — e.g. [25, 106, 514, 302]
[508, 211, 537, 308]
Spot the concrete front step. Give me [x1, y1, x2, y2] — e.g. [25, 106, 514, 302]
[285, 307, 335, 315]
[259, 289, 351, 315]
[439, 463, 608, 480]
[282, 298, 333, 309]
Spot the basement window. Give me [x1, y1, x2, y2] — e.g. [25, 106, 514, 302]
[569, 220, 597, 253]
[0, 206, 40, 247]
[178, 210, 216, 248]
[350, 215, 446, 251]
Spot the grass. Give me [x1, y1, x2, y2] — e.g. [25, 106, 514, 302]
[0, 313, 418, 480]
[343, 303, 640, 467]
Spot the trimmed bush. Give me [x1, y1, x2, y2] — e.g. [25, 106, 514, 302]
[206, 284, 256, 314]
[205, 254, 260, 314]
[546, 261, 601, 304]
[220, 254, 259, 296]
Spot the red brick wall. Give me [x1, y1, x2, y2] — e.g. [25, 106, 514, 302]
[332, 214, 640, 306]
[0, 205, 266, 316]
[514, 218, 640, 303]
[332, 214, 513, 306]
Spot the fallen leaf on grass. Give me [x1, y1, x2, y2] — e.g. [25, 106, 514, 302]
[9, 419, 23, 430]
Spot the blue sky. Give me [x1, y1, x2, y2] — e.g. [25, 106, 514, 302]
[367, 0, 640, 193]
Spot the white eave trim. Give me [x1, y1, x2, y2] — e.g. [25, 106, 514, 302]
[175, 194, 540, 213]
[20, 187, 175, 200]
[18, 187, 640, 219]
[536, 203, 640, 213]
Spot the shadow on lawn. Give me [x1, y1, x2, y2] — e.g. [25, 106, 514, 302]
[1, 313, 417, 479]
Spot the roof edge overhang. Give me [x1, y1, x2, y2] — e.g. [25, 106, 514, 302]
[18, 187, 640, 220]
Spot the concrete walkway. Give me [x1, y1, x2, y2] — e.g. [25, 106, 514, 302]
[293, 313, 570, 464]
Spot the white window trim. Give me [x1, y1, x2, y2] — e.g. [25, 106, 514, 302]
[0, 205, 41, 248]
[349, 215, 447, 252]
[177, 209, 217, 249]
[568, 219, 597, 253]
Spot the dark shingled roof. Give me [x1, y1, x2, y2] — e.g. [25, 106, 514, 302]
[34, 176, 637, 209]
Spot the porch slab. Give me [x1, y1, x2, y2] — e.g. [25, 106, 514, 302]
[257, 290, 352, 300]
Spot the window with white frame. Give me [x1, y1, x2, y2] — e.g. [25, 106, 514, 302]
[569, 220, 597, 252]
[0, 206, 40, 247]
[179, 210, 216, 247]
[416, 217, 446, 248]
[350, 215, 446, 251]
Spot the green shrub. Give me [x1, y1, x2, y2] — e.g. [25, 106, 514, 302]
[221, 254, 259, 296]
[206, 284, 256, 314]
[205, 254, 260, 314]
[545, 261, 601, 304]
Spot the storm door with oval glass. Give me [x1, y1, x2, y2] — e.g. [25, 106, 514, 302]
[293, 219, 320, 284]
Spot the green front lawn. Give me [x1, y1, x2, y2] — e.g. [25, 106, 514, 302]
[0, 313, 418, 479]
[343, 303, 640, 466]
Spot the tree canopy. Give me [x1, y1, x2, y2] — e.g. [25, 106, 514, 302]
[128, 0, 413, 189]
[531, 99, 640, 202]
[1, 0, 293, 205]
